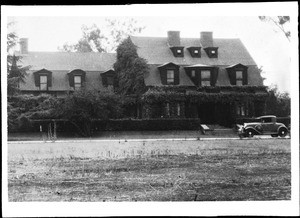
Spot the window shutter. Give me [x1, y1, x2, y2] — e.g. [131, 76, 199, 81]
[34, 72, 40, 87]
[102, 75, 108, 87]
[47, 74, 52, 87]
[243, 70, 248, 85]
[227, 68, 236, 85]
[81, 74, 86, 86]
[174, 69, 180, 85]
[160, 69, 167, 85]
[211, 67, 219, 86]
[69, 74, 74, 87]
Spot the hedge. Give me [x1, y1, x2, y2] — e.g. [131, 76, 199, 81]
[93, 118, 202, 131]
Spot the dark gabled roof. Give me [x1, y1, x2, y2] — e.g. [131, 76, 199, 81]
[17, 52, 116, 71]
[130, 36, 257, 66]
[226, 63, 248, 69]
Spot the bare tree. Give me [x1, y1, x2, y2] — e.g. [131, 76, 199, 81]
[259, 16, 290, 42]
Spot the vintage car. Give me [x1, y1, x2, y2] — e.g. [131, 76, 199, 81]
[238, 115, 288, 138]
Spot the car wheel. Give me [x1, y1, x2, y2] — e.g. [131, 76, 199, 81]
[271, 134, 278, 137]
[278, 128, 288, 138]
[246, 129, 254, 138]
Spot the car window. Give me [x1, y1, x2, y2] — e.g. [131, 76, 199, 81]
[262, 118, 272, 123]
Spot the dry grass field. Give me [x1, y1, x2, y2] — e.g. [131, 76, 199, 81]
[7, 139, 291, 201]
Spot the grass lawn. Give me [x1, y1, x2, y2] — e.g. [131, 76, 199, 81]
[7, 139, 291, 201]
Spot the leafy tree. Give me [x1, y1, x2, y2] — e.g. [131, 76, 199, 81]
[7, 22, 30, 95]
[114, 37, 148, 95]
[58, 19, 145, 53]
[104, 18, 145, 52]
[265, 85, 290, 117]
[59, 24, 107, 52]
[259, 16, 291, 41]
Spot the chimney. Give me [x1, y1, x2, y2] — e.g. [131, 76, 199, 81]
[20, 38, 28, 54]
[200, 32, 213, 47]
[167, 31, 181, 46]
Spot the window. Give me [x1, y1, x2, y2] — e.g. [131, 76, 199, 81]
[74, 75, 82, 90]
[261, 118, 272, 123]
[191, 70, 196, 78]
[166, 103, 170, 117]
[106, 76, 114, 86]
[40, 75, 48, 90]
[167, 70, 175, 84]
[204, 47, 218, 58]
[177, 103, 181, 116]
[170, 47, 184, 57]
[201, 70, 211, 86]
[236, 70, 243, 86]
[237, 105, 245, 116]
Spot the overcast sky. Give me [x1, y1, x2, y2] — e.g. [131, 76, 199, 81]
[4, 3, 297, 93]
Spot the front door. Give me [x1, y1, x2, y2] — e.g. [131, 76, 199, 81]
[198, 103, 215, 124]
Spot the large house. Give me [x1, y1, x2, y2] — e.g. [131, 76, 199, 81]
[130, 31, 268, 125]
[17, 31, 268, 127]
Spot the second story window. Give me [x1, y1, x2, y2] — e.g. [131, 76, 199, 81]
[68, 69, 86, 90]
[33, 69, 52, 91]
[74, 75, 82, 90]
[201, 70, 211, 86]
[191, 70, 196, 78]
[106, 76, 114, 86]
[167, 70, 175, 84]
[158, 62, 180, 85]
[39, 75, 48, 90]
[101, 69, 115, 88]
[226, 64, 248, 86]
[236, 70, 243, 86]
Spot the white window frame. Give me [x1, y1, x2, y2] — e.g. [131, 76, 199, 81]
[236, 70, 243, 86]
[201, 70, 211, 86]
[167, 70, 175, 84]
[74, 75, 82, 90]
[40, 75, 48, 90]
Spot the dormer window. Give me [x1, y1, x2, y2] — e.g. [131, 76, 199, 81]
[204, 47, 218, 58]
[184, 64, 219, 87]
[191, 70, 196, 78]
[236, 70, 243, 86]
[169, 46, 184, 57]
[40, 75, 48, 90]
[187, 47, 201, 58]
[201, 70, 211, 86]
[167, 70, 175, 84]
[33, 69, 52, 91]
[68, 69, 86, 90]
[226, 64, 248, 86]
[101, 69, 115, 88]
[74, 75, 82, 90]
[158, 62, 180, 85]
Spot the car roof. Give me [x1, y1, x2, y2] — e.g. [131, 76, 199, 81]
[256, 115, 276, 119]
